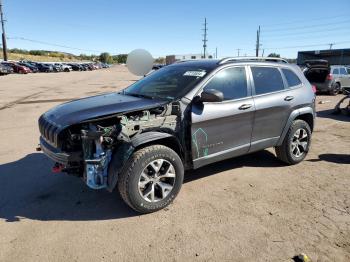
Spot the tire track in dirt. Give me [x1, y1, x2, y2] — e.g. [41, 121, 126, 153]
[0, 90, 48, 111]
[0, 72, 106, 111]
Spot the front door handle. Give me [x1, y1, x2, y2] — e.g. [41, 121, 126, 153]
[284, 96, 294, 101]
[239, 104, 252, 110]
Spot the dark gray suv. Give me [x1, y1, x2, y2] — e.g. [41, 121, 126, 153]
[38, 57, 316, 213]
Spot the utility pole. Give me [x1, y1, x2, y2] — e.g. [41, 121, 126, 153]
[255, 25, 260, 57]
[236, 48, 241, 57]
[329, 43, 334, 50]
[202, 18, 208, 59]
[0, 0, 8, 61]
[215, 47, 217, 58]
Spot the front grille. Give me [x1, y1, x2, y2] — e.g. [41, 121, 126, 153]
[38, 115, 60, 147]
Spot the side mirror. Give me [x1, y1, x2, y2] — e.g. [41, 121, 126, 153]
[200, 89, 224, 103]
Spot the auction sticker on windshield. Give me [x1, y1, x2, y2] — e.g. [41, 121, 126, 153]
[183, 71, 206, 77]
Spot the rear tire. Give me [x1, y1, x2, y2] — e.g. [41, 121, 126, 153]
[329, 83, 340, 95]
[118, 145, 184, 213]
[275, 120, 311, 165]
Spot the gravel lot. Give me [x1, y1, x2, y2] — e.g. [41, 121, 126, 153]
[0, 65, 349, 262]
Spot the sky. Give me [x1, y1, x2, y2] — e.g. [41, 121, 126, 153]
[2, 0, 350, 58]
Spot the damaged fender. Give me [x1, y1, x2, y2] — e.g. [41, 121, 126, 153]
[106, 131, 177, 192]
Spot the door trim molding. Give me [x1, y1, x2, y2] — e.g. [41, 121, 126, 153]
[193, 143, 250, 169]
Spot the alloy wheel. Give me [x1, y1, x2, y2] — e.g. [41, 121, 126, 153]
[290, 128, 308, 158]
[138, 159, 176, 202]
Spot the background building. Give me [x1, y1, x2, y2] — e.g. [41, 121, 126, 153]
[166, 53, 213, 65]
[297, 48, 350, 65]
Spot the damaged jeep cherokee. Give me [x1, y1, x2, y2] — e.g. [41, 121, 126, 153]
[38, 57, 316, 213]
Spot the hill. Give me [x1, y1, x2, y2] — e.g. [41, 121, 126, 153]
[0, 48, 95, 62]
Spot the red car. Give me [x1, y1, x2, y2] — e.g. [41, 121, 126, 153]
[1, 62, 32, 74]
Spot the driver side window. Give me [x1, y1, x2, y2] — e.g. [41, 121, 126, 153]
[203, 67, 248, 101]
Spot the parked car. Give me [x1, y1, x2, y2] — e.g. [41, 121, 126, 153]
[37, 57, 316, 213]
[101, 63, 110, 68]
[152, 64, 164, 70]
[1, 62, 31, 74]
[91, 63, 99, 70]
[50, 63, 63, 72]
[29, 62, 53, 73]
[67, 63, 83, 71]
[18, 62, 39, 73]
[302, 60, 350, 95]
[80, 63, 93, 71]
[331, 65, 350, 94]
[84, 63, 94, 70]
[80, 64, 88, 71]
[0, 63, 14, 75]
[60, 64, 72, 72]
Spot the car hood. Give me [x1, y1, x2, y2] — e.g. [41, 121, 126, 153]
[42, 92, 168, 128]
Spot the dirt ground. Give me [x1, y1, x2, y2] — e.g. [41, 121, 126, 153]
[0, 65, 349, 262]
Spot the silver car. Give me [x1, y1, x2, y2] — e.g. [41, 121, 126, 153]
[331, 65, 350, 92]
[303, 60, 350, 95]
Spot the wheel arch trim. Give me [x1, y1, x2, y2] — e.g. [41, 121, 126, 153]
[277, 107, 315, 146]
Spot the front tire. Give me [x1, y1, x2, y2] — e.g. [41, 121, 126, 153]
[275, 120, 312, 165]
[118, 145, 184, 213]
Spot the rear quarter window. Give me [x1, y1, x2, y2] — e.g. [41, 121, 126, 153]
[333, 68, 339, 74]
[251, 67, 285, 95]
[282, 68, 302, 87]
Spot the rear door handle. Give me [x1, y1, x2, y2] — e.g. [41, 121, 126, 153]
[238, 104, 252, 110]
[284, 96, 294, 101]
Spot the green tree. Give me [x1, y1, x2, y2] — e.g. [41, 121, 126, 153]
[99, 52, 113, 64]
[79, 53, 92, 61]
[267, 53, 280, 58]
[114, 54, 127, 64]
[155, 57, 165, 64]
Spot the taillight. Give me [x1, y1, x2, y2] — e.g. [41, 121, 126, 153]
[311, 85, 317, 93]
[326, 74, 333, 80]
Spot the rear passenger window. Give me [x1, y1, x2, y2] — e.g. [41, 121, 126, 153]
[282, 68, 302, 87]
[251, 67, 285, 95]
[333, 68, 339, 74]
[339, 68, 347, 75]
[203, 67, 247, 100]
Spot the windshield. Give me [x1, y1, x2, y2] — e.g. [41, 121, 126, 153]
[123, 65, 209, 100]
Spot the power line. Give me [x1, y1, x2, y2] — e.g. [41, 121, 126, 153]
[263, 41, 350, 50]
[7, 36, 104, 53]
[263, 19, 350, 33]
[264, 20, 350, 33]
[261, 27, 350, 38]
[234, 40, 350, 53]
[262, 14, 349, 28]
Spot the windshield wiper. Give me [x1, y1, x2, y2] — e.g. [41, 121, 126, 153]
[124, 92, 154, 100]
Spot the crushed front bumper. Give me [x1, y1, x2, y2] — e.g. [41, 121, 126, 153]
[39, 137, 82, 165]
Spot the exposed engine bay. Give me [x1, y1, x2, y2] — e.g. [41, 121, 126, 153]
[42, 103, 180, 190]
